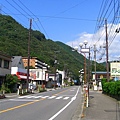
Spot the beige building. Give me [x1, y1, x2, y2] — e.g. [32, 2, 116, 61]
[22, 57, 47, 69]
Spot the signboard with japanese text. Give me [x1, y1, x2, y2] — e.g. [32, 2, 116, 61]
[111, 62, 120, 76]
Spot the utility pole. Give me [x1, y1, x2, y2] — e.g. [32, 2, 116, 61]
[105, 19, 109, 82]
[88, 47, 90, 83]
[26, 19, 32, 92]
[84, 55, 87, 84]
[94, 44, 97, 84]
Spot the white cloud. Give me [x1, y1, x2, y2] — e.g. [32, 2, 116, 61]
[66, 23, 120, 63]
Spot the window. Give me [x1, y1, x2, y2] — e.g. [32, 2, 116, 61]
[4, 60, 9, 69]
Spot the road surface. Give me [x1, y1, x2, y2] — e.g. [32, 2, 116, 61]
[0, 86, 83, 120]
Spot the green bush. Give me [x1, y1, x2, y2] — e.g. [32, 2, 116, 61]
[102, 79, 120, 96]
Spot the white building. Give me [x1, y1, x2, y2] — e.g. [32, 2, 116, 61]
[11, 56, 31, 89]
[110, 61, 120, 81]
[29, 67, 48, 87]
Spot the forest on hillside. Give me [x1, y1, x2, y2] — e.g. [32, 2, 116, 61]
[0, 14, 106, 79]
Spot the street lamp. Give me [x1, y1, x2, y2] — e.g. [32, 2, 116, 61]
[79, 41, 89, 84]
[79, 69, 84, 84]
[79, 40, 90, 108]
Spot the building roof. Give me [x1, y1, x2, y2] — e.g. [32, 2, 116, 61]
[11, 56, 24, 68]
[92, 71, 110, 74]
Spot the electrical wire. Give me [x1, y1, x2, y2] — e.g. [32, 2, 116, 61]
[92, 0, 120, 62]
[18, 0, 49, 39]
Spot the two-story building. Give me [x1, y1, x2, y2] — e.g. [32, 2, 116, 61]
[11, 56, 31, 90]
[0, 52, 11, 87]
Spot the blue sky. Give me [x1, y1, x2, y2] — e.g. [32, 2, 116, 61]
[0, 0, 101, 42]
[1, 0, 120, 62]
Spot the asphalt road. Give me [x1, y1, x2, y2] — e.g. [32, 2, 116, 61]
[0, 86, 83, 120]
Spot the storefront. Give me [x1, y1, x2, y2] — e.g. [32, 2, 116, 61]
[11, 67, 31, 89]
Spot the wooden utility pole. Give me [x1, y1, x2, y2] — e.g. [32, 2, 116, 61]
[105, 19, 109, 82]
[26, 19, 32, 92]
[88, 47, 90, 83]
[84, 54, 86, 84]
[94, 44, 97, 84]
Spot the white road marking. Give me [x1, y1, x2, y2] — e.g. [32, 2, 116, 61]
[56, 96, 63, 99]
[41, 96, 49, 98]
[9, 99, 38, 102]
[48, 96, 56, 99]
[34, 96, 43, 98]
[17, 95, 71, 100]
[48, 86, 80, 120]
[63, 97, 69, 100]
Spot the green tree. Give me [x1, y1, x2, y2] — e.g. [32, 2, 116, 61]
[5, 74, 18, 92]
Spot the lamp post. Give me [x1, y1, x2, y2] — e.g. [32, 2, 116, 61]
[26, 19, 32, 92]
[79, 69, 84, 85]
[79, 40, 90, 84]
[79, 40, 90, 108]
[54, 59, 57, 89]
[74, 41, 90, 108]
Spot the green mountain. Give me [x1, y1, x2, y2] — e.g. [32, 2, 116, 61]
[0, 14, 106, 79]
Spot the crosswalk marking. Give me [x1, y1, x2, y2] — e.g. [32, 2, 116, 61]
[63, 97, 69, 100]
[17, 95, 70, 100]
[34, 96, 43, 98]
[9, 99, 38, 102]
[48, 96, 56, 99]
[41, 96, 49, 98]
[56, 96, 63, 99]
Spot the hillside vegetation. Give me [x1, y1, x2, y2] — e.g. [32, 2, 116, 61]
[0, 14, 106, 79]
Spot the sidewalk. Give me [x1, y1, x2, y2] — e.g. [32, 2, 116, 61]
[82, 90, 120, 120]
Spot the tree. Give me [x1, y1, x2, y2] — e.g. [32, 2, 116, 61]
[5, 74, 18, 92]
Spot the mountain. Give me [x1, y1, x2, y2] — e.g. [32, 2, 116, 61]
[0, 14, 106, 79]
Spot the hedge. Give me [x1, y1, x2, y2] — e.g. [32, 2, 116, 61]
[101, 78, 120, 100]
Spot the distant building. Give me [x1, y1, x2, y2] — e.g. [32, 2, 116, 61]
[22, 57, 49, 87]
[11, 56, 31, 89]
[22, 57, 48, 69]
[110, 61, 120, 81]
[0, 52, 11, 87]
[92, 71, 110, 81]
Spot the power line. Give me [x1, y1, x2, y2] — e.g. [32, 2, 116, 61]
[18, 0, 49, 39]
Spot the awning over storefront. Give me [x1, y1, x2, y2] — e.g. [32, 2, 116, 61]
[16, 72, 31, 80]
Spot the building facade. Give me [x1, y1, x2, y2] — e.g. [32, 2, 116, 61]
[0, 52, 11, 87]
[22, 57, 49, 87]
[11, 56, 31, 89]
[22, 57, 48, 69]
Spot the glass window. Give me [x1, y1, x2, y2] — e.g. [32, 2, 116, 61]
[4, 60, 9, 69]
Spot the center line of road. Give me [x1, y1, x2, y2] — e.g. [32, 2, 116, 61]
[48, 86, 80, 120]
[0, 88, 71, 114]
[0, 97, 46, 114]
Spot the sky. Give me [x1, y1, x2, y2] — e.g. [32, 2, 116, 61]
[0, 0, 120, 63]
